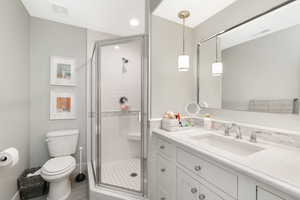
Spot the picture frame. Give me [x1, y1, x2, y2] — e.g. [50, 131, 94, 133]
[50, 89, 76, 120]
[50, 56, 76, 86]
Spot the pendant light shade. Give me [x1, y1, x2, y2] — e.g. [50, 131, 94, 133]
[212, 62, 223, 76]
[178, 55, 190, 72]
[178, 10, 190, 72]
[212, 36, 223, 76]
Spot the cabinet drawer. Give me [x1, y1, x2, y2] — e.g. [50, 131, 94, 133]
[157, 155, 172, 189]
[157, 137, 174, 158]
[177, 148, 238, 198]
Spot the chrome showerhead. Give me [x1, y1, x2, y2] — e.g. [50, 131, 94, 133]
[122, 57, 129, 64]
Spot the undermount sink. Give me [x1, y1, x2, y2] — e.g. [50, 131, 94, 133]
[188, 134, 265, 156]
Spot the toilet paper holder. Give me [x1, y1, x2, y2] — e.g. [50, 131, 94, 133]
[0, 147, 19, 168]
[0, 155, 8, 162]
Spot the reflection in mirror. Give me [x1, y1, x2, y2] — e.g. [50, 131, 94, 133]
[199, 1, 300, 115]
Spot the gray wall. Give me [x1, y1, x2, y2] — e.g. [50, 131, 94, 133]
[30, 17, 87, 167]
[194, 0, 300, 131]
[151, 15, 195, 118]
[0, 0, 30, 199]
[222, 25, 300, 110]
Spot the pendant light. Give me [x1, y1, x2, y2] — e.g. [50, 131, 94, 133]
[212, 36, 223, 76]
[178, 10, 190, 72]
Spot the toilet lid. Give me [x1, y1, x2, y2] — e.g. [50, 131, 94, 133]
[42, 156, 75, 175]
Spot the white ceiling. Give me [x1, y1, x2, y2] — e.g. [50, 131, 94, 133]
[220, 0, 300, 50]
[152, 0, 238, 28]
[21, 0, 145, 36]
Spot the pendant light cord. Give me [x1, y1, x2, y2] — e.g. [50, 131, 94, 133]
[183, 18, 185, 55]
[215, 36, 218, 62]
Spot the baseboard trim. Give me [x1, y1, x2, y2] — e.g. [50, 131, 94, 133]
[11, 191, 20, 200]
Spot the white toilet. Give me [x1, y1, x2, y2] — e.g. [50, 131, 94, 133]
[41, 129, 79, 200]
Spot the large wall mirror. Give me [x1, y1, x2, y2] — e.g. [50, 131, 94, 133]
[198, 0, 300, 115]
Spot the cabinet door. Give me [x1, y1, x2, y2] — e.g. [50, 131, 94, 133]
[257, 188, 284, 200]
[177, 169, 199, 200]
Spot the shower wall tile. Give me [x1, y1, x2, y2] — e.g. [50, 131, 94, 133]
[99, 40, 143, 164]
[101, 41, 142, 112]
[101, 113, 141, 163]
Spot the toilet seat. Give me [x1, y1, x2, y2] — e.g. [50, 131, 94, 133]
[42, 156, 75, 176]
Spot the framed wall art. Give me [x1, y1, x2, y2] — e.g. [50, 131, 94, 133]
[50, 56, 76, 86]
[50, 89, 76, 120]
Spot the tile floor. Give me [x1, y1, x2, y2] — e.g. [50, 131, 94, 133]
[31, 178, 88, 200]
[101, 158, 141, 191]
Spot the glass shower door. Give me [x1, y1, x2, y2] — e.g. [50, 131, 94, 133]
[92, 35, 147, 195]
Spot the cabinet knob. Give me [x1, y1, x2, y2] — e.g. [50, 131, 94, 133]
[194, 165, 202, 171]
[199, 194, 206, 200]
[160, 145, 165, 149]
[161, 168, 166, 172]
[191, 188, 198, 194]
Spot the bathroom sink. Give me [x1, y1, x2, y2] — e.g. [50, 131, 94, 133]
[188, 134, 265, 156]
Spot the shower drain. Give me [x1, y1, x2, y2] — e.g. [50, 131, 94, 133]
[130, 172, 138, 177]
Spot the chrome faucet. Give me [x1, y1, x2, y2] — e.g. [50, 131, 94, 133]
[250, 131, 259, 143]
[224, 124, 231, 136]
[232, 123, 242, 139]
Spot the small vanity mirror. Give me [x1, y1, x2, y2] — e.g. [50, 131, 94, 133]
[185, 103, 201, 115]
[198, 1, 300, 115]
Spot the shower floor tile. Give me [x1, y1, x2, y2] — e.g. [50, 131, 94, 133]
[101, 158, 141, 191]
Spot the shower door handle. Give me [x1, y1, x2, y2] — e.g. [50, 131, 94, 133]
[138, 111, 141, 123]
[89, 112, 96, 118]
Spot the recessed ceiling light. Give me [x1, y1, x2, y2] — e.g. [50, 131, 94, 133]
[114, 45, 120, 50]
[129, 18, 140, 27]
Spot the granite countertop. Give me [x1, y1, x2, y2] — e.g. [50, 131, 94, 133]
[153, 128, 300, 199]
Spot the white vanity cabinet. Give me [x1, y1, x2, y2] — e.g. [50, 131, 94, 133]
[152, 133, 296, 200]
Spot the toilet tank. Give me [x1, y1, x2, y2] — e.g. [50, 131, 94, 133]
[46, 129, 79, 157]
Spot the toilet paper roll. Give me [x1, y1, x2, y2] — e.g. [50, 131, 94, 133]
[0, 148, 19, 167]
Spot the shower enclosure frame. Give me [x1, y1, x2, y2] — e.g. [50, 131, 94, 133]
[90, 34, 148, 197]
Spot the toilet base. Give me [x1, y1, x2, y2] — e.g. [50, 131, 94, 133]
[47, 177, 71, 200]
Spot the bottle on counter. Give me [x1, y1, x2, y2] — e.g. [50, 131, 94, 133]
[203, 113, 213, 130]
